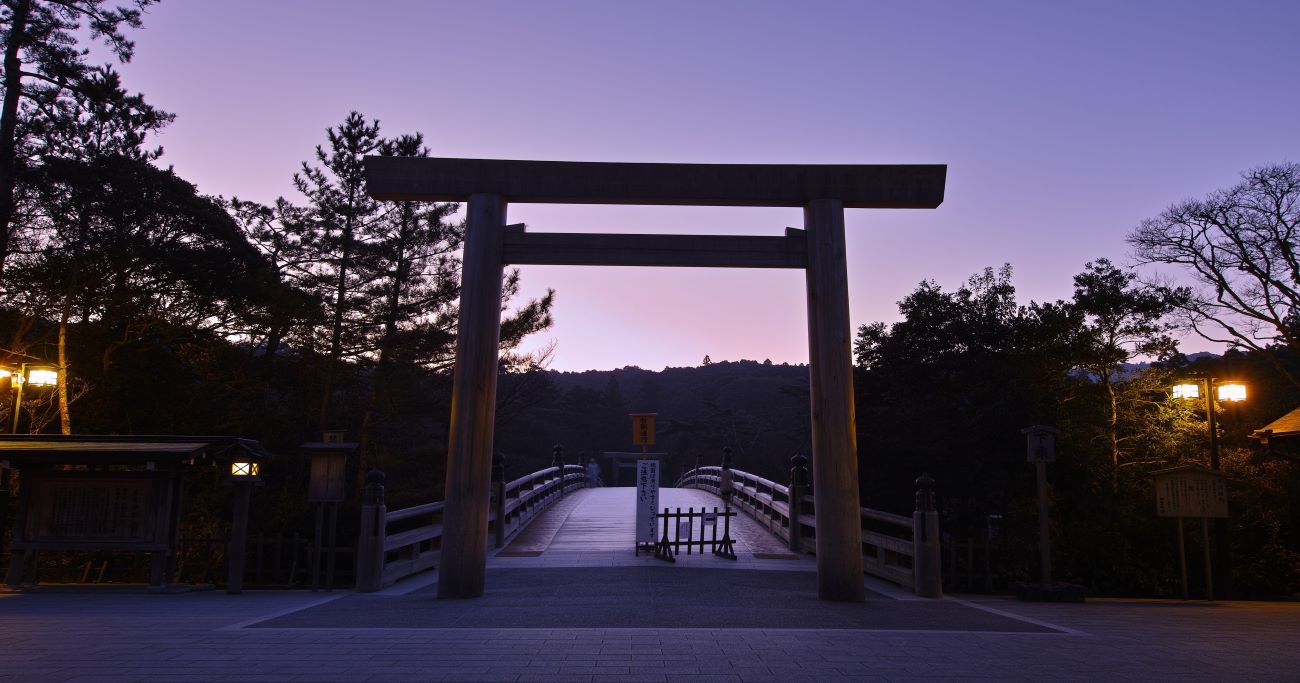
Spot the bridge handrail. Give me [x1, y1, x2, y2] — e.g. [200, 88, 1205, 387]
[356, 463, 590, 592]
[676, 465, 940, 596]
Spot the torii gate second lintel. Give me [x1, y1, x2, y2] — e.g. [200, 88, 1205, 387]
[363, 157, 947, 602]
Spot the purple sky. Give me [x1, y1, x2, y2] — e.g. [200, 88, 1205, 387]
[118, 1, 1298, 371]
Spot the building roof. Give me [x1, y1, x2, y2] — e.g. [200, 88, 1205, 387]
[0, 435, 274, 465]
[1251, 406, 1300, 442]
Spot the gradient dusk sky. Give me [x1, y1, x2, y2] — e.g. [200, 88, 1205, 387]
[116, 1, 1297, 371]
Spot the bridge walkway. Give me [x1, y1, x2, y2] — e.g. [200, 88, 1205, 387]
[490, 486, 812, 570]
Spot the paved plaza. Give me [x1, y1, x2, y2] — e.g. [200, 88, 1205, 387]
[3, 487, 1299, 681]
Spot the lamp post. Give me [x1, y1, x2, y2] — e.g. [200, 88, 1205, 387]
[4, 364, 59, 434]
[225, 460, 263, 594]
[1172, 377, 1244, 599]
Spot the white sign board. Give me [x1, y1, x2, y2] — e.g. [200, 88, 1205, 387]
[1154, 467, 1228, 518]
[635, 459, 660, 544]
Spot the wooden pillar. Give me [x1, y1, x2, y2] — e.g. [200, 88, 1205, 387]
[804, 198, 865, 602]
[437, 193, 506, 599]
[226, 482, 252, 594]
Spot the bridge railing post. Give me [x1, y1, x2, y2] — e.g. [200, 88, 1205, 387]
[788, 454, 808, 553]
[355, 469, 387, 593]
[913, 472, 943, 598]
[492, 453, 506, 549]
[552, 444, 564, 498]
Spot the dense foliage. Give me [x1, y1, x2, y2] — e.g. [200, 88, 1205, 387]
[853, 265, 1300, 597]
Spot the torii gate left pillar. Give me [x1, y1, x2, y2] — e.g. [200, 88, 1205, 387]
[365, 157, 947, 600]
[436, 193, 506, 598]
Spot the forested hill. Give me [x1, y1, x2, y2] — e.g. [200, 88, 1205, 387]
[493, 360, 810, 484]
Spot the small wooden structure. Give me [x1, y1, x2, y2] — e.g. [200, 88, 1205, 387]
[366, 157, 947, 601]
[0, 435, 272, 589]
[1250, 405, 1300, 444]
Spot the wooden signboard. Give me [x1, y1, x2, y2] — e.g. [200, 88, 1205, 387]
[631, 413, 656, 446]
[1153, 465, 1228, 519]
[23, 473, 159, 545]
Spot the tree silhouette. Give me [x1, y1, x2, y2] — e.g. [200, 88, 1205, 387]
[0, 0, 157, 281]
[1130, 163, 1300, 388]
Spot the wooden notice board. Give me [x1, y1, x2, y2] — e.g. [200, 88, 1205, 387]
[631, 413, 656, 446]
[1153, 465, 1228, 518]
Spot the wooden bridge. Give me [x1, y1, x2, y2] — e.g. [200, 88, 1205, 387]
[355, 460, 943, 598]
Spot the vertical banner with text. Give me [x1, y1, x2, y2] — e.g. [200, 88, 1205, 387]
[635, 459, 660, 544]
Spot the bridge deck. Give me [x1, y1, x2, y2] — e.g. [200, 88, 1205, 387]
[494, 486, 809, 570]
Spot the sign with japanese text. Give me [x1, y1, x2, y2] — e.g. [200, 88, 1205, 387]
[635, 459, 660, 544]
[1153, 465, 1228, 518]
[1023, 425, 1058, 463]
[631, 413, 656, 446]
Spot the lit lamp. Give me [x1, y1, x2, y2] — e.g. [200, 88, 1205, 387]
[1172, 383, 1200, 400]
[1171, 378, 1247, 470]
[7, 364, 59, 434]
[25, 368, 57, 387]
[231, 461, 260, 477]
[1217, 383, 1246, 402]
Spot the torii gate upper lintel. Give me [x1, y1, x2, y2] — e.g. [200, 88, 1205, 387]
[363, 157, 947, 602]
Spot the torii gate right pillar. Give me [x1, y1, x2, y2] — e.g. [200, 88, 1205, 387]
[804, 198, 865, 602]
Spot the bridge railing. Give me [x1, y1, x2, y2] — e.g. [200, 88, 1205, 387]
[676, 460, 942, 597]
[355, 461, 589, 592]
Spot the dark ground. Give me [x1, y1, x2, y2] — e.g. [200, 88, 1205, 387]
[252, 566, 1056, 632]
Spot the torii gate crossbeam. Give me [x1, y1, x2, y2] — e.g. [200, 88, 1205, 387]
[365, 157, 946, 602]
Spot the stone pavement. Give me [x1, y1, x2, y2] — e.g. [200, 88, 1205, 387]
[3, 568, 1300, 681]
[2, 487, 1297, 681]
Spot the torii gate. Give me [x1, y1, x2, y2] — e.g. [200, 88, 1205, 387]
[365, 158, 946, 601]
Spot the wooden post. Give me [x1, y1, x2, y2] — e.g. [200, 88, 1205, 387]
[311, 503, 324, 591]
[4, 472, 30, 586]
[1177, 517, 1188, 600]
[553, 444, 564, 498]
[354, 470, 387, 593]
[226, 482, 252, 594]
[492, 453, 506, 549]
[803, 198, 864, 602]
[438, 193, 506, 599]
[0, 468, 10, 570]
[1201, 517, 1214, 601]
[912, 473, 943, 598]
[788, 454, 808, 553]
[325, 503, 339, 591]
[1036, 459, 1052, 588]
[149, 470, 178, 588]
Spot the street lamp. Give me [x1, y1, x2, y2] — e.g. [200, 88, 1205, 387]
[4, 364, 59, 434]
[224, 458, 264, 594]
[1172, 376, 1245, 598]
[1172, 377, 1245, 471]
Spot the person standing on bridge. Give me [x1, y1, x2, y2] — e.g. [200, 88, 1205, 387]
[585, 456, 601, 486]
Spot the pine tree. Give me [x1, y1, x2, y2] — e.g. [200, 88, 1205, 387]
[0, 0, 157, 282]
[294, 111, 384, 430]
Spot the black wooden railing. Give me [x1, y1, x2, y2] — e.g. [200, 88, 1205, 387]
[676, 458, 942, 597]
